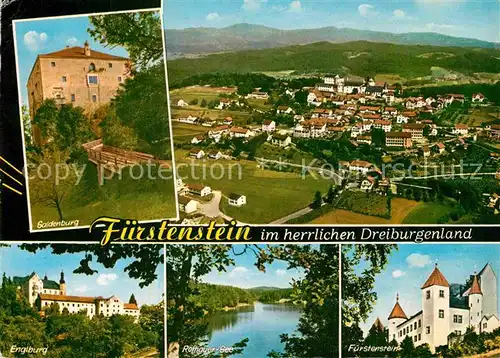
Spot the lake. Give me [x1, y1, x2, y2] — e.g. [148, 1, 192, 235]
[204, 302, 302, 357]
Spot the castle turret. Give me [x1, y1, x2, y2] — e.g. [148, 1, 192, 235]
[421, 263, 450, 352]
[84, 41, 91, 56]
[388, 293, 407, 342]
[469, 272, 483, 332]
[59, 271, 66, 295]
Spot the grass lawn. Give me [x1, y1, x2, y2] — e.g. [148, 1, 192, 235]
[458, 106, 500, 126]
[29, 163, 177, 230]
[256, 143, 318, 166]
[401, 202, 451, 224]
[175, 149, 332, 223]
[246, 98, 272, 111]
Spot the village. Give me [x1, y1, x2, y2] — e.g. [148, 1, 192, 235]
[170, 74, 500, 225]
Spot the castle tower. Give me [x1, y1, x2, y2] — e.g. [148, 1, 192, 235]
[84, 41, 91, 57]
[421, 263, 450, 352]
[478, 263, 497, 318]
[388, 293, 407, 342]
[59, 271, 66, 295]
[468, 273, 483, 332]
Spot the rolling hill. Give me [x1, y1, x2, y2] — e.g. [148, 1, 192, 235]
[165, 23, 498, 58]
[166, 40, 500, 85]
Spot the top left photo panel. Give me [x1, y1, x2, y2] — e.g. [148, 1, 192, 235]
[12, 9, 178, 232]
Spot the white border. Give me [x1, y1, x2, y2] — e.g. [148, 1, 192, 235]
[12, 8, 180, 233]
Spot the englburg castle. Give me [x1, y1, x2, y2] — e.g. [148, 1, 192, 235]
[13, 272, 140, 322]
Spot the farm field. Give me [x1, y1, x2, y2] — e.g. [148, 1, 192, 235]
[172, 122, 211, 143]
[170, 85, 236, 104]
[175, 149, 332, 223]
[312, 198, 422, 224]
[458, 106, 500, 127]
[172, 107, 252, 126]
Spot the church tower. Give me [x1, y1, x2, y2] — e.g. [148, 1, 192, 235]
[388, 293, 407, 342]
[468, 273, 483, 332]
[421, 263, 450, 352]
[59, 271, 66, 295]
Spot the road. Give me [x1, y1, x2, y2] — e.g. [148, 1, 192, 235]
[270, 206, 313, 224]
[198, 190, 235, 222]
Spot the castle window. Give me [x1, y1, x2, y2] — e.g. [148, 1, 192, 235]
[439, 309, 444, 318]
[92, 95, 97, 102]
[87, 75, 98, 85]
[418, 334, 421, 341]
[89, 63, 96, 71]
[118, 76, 122, 83]
[418, 319, 421, 328]
[483, 323, 487, 329]
[477, 299, 479, 303]
[51, 62, 56, 67]
[108, 63, 112, 68]
[426, 290, 430, 299]
[71, 94, 75, 102]
[426, 326, 430, 334]
[414, 336, 417, 342]
[414, 322, 417, 330]
[439, 290, 444, 298]
[62, 76, 67, 82]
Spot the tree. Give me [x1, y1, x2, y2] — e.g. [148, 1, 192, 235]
[371, 128, 386, 147]
[400, 336, 415, 357]
[113, 64, 171, 157]
[189, 98, 199, 105]
[100, 107, 139, 151]
[166, 245, 249, 358]
[260, 245, 340, 358]
[129, 294, 137, 305]
[294, 90, 308, 104]
[200, 99, 207, 107]
[312, 191, 322, 209]
[342, 245, 396, 353]
[88, 12, 163, 67]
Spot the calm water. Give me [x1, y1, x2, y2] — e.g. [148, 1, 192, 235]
[204, 302, 302, 357]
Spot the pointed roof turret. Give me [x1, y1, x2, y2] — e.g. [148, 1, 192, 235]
[421, 263, 450, 289]
[372, 317, 385, 331]
[388, 293, 408, 320]
[469, 272, 482, 295]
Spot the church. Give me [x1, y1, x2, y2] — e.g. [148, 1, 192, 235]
[382, 263, 499, 353]
[13, 271, 140, 321]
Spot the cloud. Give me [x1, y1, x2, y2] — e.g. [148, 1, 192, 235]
[289, 0, 303, 13]
[74, 285, 89, 293]
[229, 266, 249, 277]
[426, 23, 455, 31]
[392, 9, 405, 18]
[206, 12, 220, 21]
[276, 269, 287, 276]
[358, 4, 376, 17]
[406, 253, 432, 268]
[96, 273, 118, 286]
[242, 0, 266, 11]
[23, 31, 48, 51]
[392, 269, 406, 278]
[66, 36, 78, 46]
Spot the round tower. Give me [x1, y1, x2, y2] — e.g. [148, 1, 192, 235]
[388, 293, 408, 343]
[468, 272, 483, 333]
[421, 263, 450, 352]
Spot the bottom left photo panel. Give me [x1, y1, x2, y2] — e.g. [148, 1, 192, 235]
[0, 243, 165, 358]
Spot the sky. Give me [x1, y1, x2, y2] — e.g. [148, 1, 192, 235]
[358, 244, 500, 336]
[13, 14, 130, 105]
[200, 244, 305, 289]
[163, 0, 500, 43]
[0, 244, 164, 306]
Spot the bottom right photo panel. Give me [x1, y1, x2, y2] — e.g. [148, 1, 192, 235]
[342, 244, 500, 358]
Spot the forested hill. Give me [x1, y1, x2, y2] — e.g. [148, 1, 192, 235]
[189, 282, 292, 312]
[166, 41, 500, 85]
[165, 23, 497, 57]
